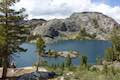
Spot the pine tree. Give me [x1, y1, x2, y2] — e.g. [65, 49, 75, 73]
[110, 28, 120, 61]
[81, 56, 88, 67]
[60, 62, 64, 71]
[105, 28, 120, 62]
[65, 54, 72, 67]
[0, 25, 6, 47]
[0, 0, 27, 79]
[105, 48, 114, 61]
[36, 36, 45, 72]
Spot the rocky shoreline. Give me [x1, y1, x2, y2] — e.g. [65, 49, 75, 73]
[0, 66, 47, 78]
[0, 66, 56, 79]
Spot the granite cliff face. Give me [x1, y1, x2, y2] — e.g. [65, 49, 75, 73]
[29, 12, 120, 42]
[21, 19, 47, 33]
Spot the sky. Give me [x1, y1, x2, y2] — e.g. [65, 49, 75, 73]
[15, 0, 120, 23]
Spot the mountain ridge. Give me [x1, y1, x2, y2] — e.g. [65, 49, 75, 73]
[25, 12, 120, 43]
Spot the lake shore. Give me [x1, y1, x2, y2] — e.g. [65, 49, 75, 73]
[0, 66, 48, 78]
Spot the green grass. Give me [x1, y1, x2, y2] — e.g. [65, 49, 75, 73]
[46, 65, 120, 80]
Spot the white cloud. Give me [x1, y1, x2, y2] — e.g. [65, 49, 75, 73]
[15, 0, 120, 23]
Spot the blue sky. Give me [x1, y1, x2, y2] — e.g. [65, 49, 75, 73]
[92, 0, 120, 6]
[15, 0, 120, 23]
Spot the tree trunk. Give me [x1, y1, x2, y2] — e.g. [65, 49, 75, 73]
[36, 61, 39, 72]
[2, 0, 9, 79]
[36, 56, 42, 72]
[36, 56, 40, 72]
[2, 57, 8, 80]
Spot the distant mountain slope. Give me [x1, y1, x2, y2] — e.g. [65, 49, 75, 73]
[29, 12, 120, 42]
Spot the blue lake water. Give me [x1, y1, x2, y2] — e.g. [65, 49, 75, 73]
[14, 40, 111, 67]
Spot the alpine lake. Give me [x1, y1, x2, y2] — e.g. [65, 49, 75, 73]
[14, 40, 111, 67]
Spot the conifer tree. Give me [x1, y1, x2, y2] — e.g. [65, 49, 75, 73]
[110, 28, 120, 61]
[0, 0, 27, 79]
[105, 28, 120, 61]
[65, 54, 72, 67]
[36, 36, 45, 72]
[81, 56, 88, 67]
